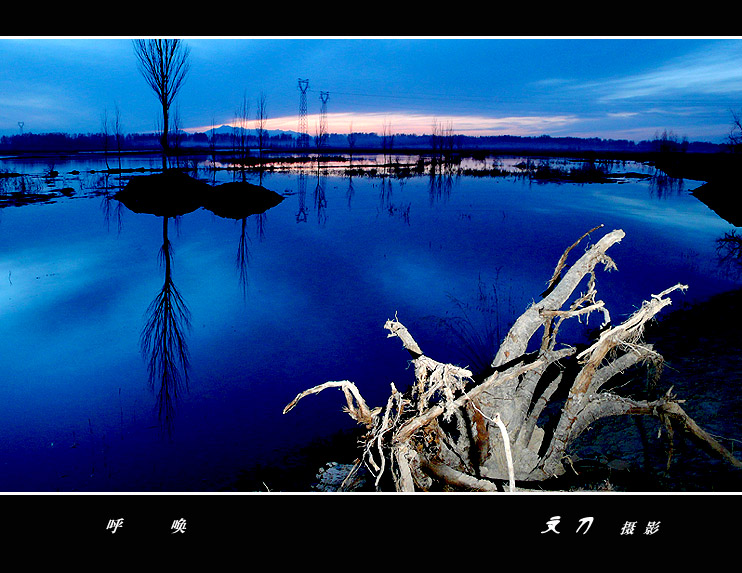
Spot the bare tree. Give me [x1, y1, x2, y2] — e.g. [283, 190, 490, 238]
[234, 92, 250, 173]
[729, 110, 742, 152]
[101, 107, 111, 171]
[443, 120, 456, 159]
[430, 119, 441, 163]
[381, 119, 394, 164]
[209, 116, 218, 174]
[256, 91, 268, 155]
[133, 39, 191, 164]
[113, 103, 124, 172]
[171, 105, 184, 167]
[347, 122, 357, 153]
[315, 110, 328, 153]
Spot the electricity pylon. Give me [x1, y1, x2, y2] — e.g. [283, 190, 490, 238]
[297, 78, 309, 150]
[319, 91, 329, 149]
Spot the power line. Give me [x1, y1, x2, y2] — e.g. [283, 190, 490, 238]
[304, 86, 742, 112]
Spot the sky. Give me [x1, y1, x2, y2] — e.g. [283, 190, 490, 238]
[3, 36, 742, 143]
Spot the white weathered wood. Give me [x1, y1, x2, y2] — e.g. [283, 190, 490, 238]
[284, 228, 740, 491]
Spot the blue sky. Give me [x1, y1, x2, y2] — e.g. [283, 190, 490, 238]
[2, 37, 742, 143]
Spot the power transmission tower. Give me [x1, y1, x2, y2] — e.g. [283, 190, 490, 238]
[319, 91, 329, 149]
[297, 78, 309, 150]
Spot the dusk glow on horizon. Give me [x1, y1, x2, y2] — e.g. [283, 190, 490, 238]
[193, 110, 582, 138]
[3, 37, 742, 143]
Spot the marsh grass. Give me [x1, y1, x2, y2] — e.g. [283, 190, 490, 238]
[435, 272, 515, 378]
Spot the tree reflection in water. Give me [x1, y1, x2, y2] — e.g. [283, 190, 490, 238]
[203, 180, 284, 299]
[116, 171, 203, 434]
[118, 172, 284, 434]
[236, 216, 250, 299]
[717, 229, 742, 281]
[140, 216, 191, 435]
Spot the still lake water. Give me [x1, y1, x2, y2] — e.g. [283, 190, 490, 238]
[0, 153, 738, 492]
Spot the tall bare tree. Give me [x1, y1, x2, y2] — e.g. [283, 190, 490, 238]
[101, 107, 111, 171]
[133, 39, 191, 164]
[381, 119, 394, 165]
[729, 110, 742, 152]
[113, 102, 124, 172]
[256, 92, 268, 157]
[234, 92, 250, 175]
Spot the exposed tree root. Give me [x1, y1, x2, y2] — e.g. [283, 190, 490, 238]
[284, 227, 741, 491]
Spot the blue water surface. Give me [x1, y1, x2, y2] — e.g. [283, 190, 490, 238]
[0, 155, 738, 491]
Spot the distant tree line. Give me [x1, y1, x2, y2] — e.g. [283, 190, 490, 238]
[0, 128, 725, 155]
[0, 130, 295, 154]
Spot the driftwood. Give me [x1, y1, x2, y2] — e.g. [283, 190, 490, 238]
[284, 226, 742, 491]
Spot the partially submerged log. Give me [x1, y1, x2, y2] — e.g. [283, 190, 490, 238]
[284, 226, 742, 491]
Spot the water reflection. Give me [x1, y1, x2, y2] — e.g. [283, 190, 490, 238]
[296, 172, 308, 223]
[98, 173, 124, 233]
[236, 217, 251, 297]
[2, 153, 740, 492]
[115, 172, 202, 432]
[376, 176, 411, 225]
[717, 230, 742, 280]
[203, 181, 285, 298]
[346, 172, 355, 209]
[116, 171, 285, 432]
[428, 162, 455, 204]
[141, 216, 192, 435]
[379, 176, 392, 210]
[649, 169, 685, 198]
[313, 165, 327, 225]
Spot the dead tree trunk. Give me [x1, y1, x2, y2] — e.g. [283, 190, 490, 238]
[284, 226, 742, 491]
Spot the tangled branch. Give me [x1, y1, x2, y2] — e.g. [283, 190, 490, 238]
[284, 227, 741, 491]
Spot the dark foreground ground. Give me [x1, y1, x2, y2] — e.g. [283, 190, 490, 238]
[555, 287, 742, 493]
